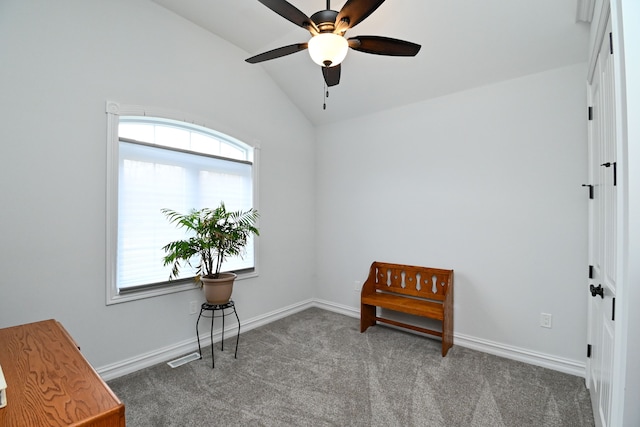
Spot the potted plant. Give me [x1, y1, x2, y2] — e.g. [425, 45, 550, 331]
[161, 202, 259, 304]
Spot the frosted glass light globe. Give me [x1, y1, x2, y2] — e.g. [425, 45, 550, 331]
[308, 33, 348, 67]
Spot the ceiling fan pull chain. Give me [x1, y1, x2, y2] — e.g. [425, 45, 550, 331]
[323, 81, 327, 110]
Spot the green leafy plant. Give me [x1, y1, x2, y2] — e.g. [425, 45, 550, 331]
[161, 202, 259, 281]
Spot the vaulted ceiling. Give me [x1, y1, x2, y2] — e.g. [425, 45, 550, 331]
[151, 0, 589, 125]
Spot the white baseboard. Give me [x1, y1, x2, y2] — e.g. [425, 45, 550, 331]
[315, 299, 586, 378]
[312, 298, 360, 318]
[97, 299, 314, 381]
[97, 335, 201, 382]
[454, 333, 586, 377]
[98, 298, 585, 381]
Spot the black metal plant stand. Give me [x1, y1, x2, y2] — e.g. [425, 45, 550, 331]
[195, 300, 240, 368]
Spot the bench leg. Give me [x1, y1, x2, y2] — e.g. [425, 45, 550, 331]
[360, 303, 376, 332]
[442, 308, 453, 357]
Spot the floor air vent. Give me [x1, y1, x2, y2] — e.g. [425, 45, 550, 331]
[167, 352, 200, 368]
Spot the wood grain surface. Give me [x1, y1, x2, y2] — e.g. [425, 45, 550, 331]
[0, 320, 124, 426]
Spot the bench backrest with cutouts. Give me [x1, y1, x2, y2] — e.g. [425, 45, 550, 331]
[365, 261, 452, 301]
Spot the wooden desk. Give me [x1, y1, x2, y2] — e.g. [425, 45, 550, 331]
[0, 320, 125, 427]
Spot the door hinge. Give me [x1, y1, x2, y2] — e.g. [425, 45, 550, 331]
[588, 106, 593, 120]
[612, 297, 616, 321]
[589, 265, 594, 279]
[587, 344, 592, 358]
[609, 32, 613, 54]
[601, 161, 617, 186]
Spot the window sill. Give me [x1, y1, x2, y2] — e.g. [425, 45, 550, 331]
[106, 271, 258, 305]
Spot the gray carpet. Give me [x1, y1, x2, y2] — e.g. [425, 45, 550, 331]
[108, 308, 594, 426]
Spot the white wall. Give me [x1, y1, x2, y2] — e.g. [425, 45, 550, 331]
[0, 0, 593, 379]
[315, 63, 588, 364]
[0, 0, 316, 369]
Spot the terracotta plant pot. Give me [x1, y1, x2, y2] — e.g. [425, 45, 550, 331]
[200, 273, 237, 304]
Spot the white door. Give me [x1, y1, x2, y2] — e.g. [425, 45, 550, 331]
[586, 16, 617, 427]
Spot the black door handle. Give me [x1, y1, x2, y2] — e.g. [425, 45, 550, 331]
[590, 284, 604, 298]
[581, 184, 594, 199]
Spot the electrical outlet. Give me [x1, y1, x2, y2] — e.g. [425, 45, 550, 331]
[540, 313, 552, 328]
[353, 280, 361, 293]
[189, 301, 199, 315]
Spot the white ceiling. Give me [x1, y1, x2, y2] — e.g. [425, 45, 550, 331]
[151, 0, 590, 126]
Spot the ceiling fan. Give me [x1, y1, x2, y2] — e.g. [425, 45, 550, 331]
[245, 0, 421, 87]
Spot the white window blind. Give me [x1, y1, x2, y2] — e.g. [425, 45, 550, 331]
[117, 140, 254, 290]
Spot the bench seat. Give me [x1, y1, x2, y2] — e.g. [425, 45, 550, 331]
[361, 293, 445, 320]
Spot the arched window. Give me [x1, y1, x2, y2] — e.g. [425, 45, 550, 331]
[106, 103, 259, 304]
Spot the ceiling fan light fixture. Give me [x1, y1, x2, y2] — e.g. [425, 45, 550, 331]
[308, 33, 348, 67]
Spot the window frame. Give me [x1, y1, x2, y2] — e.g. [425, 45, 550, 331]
[105, 101, 260, 305]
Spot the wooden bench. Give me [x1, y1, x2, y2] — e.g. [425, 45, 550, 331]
[360, 261, 454, 356]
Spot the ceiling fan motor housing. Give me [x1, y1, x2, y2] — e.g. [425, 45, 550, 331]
[310, 9, 339, 33]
